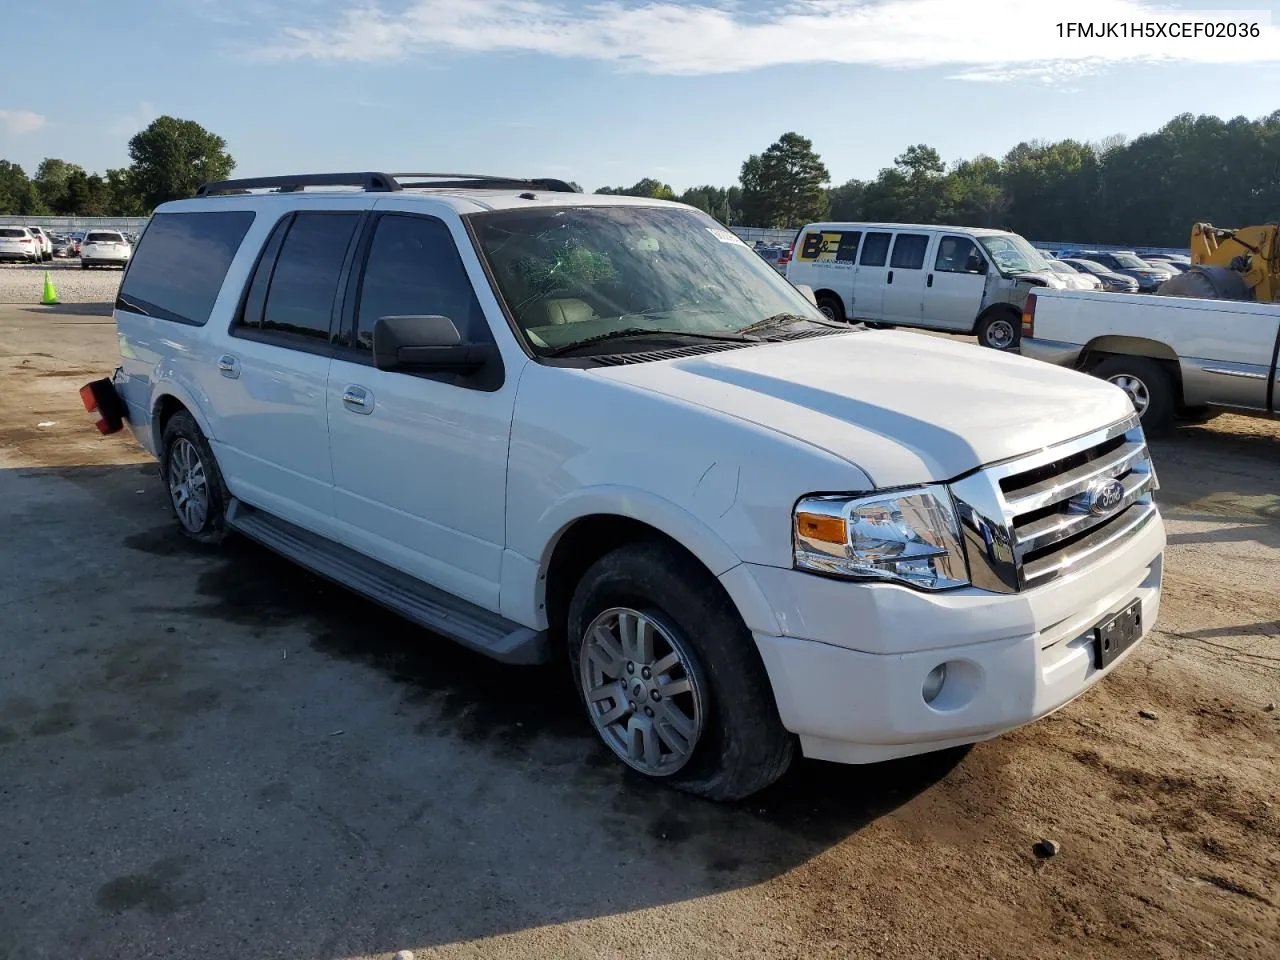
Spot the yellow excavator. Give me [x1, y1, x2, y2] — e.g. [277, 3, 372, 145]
[1158, 221, 1279, 301]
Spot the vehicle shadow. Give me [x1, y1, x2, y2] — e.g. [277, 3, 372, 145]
[2, 462, 969, 960]
[19, 301, 115, 318]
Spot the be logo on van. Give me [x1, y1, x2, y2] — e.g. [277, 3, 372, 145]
[797, 231, 857, 265]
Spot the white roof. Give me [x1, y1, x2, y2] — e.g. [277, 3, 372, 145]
[799, 221, 1019, 237]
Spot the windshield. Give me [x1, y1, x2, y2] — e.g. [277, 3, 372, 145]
[978, 234, 1050, 275]
[469, 205, 828, 356]
[1115, 253, 1152, 269]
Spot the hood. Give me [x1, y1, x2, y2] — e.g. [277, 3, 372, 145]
[1013, 270, 1066, 289]
[594, 331, 1134, 488]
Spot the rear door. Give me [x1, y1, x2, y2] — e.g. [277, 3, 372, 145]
[324, 208, 518, 611]
[925, 234, 989, 330]
[203, 207, 363, 532]
[881, 232, 931, 326]
[851, 231, 891, 321]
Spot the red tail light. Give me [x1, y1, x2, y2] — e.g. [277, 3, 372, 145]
[79, 379, 125, 435]
[1021, 292, 1037, 338]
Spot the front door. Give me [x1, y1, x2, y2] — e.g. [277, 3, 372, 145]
[851, 231, 891, 321]
[925, 235, 989, 331]
[882, 232, 931, 326]
[325, 209, 519, 611]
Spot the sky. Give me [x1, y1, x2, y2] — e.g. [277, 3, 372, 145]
[2, 0, 1279, 192]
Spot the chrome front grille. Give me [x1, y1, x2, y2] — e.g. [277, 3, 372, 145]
[950, 416, 1158, 593]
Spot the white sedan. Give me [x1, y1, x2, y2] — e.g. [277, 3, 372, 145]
[81, 231, 132, 269]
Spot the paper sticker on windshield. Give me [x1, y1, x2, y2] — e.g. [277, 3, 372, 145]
[706, 227, 742, 245]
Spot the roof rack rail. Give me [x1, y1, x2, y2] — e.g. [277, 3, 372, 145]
[196, 171, 579, 197]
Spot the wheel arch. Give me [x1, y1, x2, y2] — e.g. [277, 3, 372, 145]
[149, 385, 217, 456]
[973, 302, 1020, 334]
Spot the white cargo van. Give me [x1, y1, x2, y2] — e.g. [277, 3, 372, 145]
[786, 222, 1064, 350]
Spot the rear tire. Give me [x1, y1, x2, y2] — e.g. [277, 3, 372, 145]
[1158, 265, 1252, 302]
[1088, 355, 1175, 433]
[567, 540, 794, 801]
[976, 309, 1020, 350]
[816, 294, 846, 323]
[160, 411, 230, 544]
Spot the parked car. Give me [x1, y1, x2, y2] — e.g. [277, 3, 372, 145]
[25, 226, 53, 261]
[51, 235, 78, 258]
[80, 230, 132, 269]
[1044, 258, 1103, 290]
[0, 226, 41, 263]
[83, 172, 1164, 800]
[1140, 256, 1189, 274]
[786, 221, 1063, 349]
[753, 244, 789, 275]
[1071, 251, 1171, 292]
[1060, 258, 1140, 293]
[1022, 286, 1280, 431]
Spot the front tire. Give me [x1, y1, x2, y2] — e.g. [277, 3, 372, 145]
[161, 411, 230, 543]
[1088, 355, 1175, 433]
[976, 310, 1020, 350]
[568, 541, 794, 801]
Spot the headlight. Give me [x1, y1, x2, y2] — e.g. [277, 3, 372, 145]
[793, 486, 969, 590]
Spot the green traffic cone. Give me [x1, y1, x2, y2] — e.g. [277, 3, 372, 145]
[41, 271, 59, 305]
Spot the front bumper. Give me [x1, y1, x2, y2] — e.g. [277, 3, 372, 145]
[722, 510, 1164, 763]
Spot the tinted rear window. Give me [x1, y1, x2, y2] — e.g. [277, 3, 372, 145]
[117, 212, 256, 325]
[87, 232, 123, 242]
[0, 229, 26, 238]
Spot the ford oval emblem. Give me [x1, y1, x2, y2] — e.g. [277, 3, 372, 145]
[1088, 479, 1126, 516]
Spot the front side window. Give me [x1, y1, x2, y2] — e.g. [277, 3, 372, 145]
[978, 234, 1050, 275]
[260, 212, 359, 340]
[354, 214, 485, 351]
[934, 236, 982, 273]
[117, 211, 255, 324]
[889, 233, 929, 270]
[469, 205, 829, 357]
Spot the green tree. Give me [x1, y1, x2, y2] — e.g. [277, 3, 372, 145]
[0, 161, 47, 215]
[34, 158, 88, 214]
[679, 184, 742, 224]
[944, 155, 1008, 228]
[594, 177, 676, 200]
[105, 168, 145, 216]
[827, 179, 867, 221]
[739, 132, 830, 228]
[127, 116, 235, 211]
[891, 144, 950, 221]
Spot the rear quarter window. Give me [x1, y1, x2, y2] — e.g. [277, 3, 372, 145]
[117, 211, 256, 325]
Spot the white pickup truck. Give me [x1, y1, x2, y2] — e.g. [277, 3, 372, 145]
[1021, 287, 1280, 431]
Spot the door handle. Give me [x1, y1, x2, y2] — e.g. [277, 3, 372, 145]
[342, 385, 374, 414]
[927, 273, 934, 287]
[217, 355, 240, 379]
[887, 271, 894, 284]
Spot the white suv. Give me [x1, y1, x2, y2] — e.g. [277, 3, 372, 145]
[88, 172, 1165, 799]
[81, 230, 132, 268]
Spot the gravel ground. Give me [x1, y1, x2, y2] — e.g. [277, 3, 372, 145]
[0, 261, 123, 304]
[1, 304, 1277, 960]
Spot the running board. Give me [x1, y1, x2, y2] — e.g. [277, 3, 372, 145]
[225, 500, 549, 665]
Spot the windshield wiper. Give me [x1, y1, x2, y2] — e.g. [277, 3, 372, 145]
[736, 312, 835, 336]
[544, 327, 756, 358]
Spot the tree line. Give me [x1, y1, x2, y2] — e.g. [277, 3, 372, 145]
[0, 116, 234, 218]
[594, 111, 1280, 247]
[5, 109, 1277, 248]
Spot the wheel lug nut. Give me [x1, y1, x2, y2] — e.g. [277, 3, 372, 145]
[641, 667, 651, 679]
[644, 706, 654, 718]
[650, 689, 660, 701]
[626, 662, 635, 674]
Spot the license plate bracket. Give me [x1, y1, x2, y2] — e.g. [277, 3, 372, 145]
[1093, 599, 1143, 668]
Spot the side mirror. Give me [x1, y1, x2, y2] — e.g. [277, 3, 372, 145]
[793, 283, 818, 306]
[967, 255, 987, 275]
[372, 315, 495, 373]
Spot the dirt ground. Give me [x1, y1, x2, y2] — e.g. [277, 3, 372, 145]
[0, 302, 1276, 960]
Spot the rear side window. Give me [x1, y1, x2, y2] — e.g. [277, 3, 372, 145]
[353, 214, 485, 351]
[859, 232, 891, 266]
[798, 230, 860, 263]
[260, 212, 359, 341]
[889, 233, 929, 269]
[0, 229, 26, 238]
[117, 212, 255, 325]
